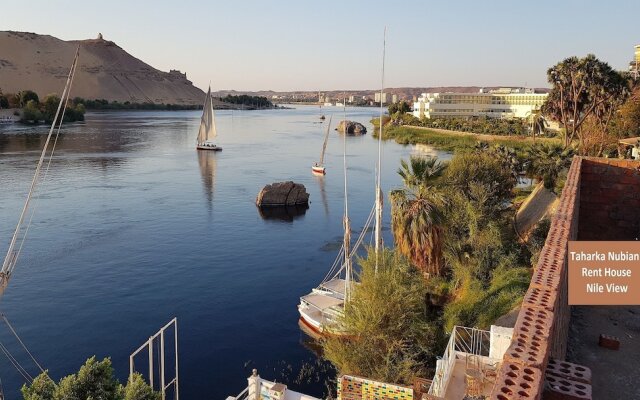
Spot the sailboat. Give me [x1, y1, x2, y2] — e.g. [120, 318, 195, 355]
[312, 116, 332, 175]
[196, 86, 222, 151]
[299, 115, 353, 336]
[298, 29, 388, 336]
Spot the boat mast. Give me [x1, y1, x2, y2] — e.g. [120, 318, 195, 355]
[208, 87, 216, 142]
[374, 27, 386, 273]
[319, 115, 332, 164]
[0, 46, 80, 297]
[342, 96, 351, 304]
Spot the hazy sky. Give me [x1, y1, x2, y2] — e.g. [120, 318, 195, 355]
[4, 0, 640, 92]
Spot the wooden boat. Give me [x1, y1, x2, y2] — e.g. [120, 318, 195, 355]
[299, 114, 353, 336]
[312, 116, 331, 175]
[299, 30, 388, 336]
[196, 86, 222, 151]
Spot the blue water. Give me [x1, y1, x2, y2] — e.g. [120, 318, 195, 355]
[0, 106, 449, 398]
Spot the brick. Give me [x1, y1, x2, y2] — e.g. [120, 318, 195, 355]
[598, 334, 620, 350]
[489, 362, 543, 400]
[545, 358, 591, 385]
[514, 307, 554, 338]
[543, 376, 592, 399]
[530, 267, 561, 291]
[535, 244, 566, 278]
[523, 286, 558, 312]
[504, 328, 550, 369]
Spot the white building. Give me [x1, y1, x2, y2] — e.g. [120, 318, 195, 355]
[412, 88, 547, 120]
[392, 94, 398, 104]
[374, 92, 387, 104]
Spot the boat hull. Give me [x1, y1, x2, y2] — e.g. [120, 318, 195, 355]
[297, 304, 349, 338]
[196, 144, 222, 151]
[312, 166, 326, 175]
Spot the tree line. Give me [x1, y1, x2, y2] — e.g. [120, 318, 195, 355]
[2, 90, 86, 124]
[219, 94, 274, 108]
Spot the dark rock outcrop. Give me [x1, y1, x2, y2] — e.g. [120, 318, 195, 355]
[256, 181, 310, 207]
[335, 120, 367, 135]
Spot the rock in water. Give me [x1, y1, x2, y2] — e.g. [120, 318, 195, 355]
[256, 181, 310, 207]
[336, 120, 367, 135]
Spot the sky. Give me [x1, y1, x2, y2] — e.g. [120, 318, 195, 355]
[3, 0, 640, 92]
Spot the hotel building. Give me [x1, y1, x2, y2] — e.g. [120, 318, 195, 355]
[412, 87, 548, 120]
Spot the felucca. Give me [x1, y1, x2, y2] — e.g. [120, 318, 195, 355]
[298, 113, 353, 336]
[298, 28, 388, 336]
[196, 86, 222, 151]
[312, 115, 332, 175]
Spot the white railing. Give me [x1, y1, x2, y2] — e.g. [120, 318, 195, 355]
[427, 326, 491, 397]
[232, 386, 250, 400]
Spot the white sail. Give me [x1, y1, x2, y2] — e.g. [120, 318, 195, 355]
[318, 115, 332, 164]
[197, 86, 217, 144]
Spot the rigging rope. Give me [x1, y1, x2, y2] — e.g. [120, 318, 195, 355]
[15, 53, 79, 268]
[318, 201, 376, 286]
[1, 314, 45, 374]
[0, 340, 33, 383]
[1, 46, 80, 297]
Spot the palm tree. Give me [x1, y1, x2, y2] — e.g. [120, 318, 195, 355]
[528, 109, 546, 143]
[524, 144, 574, 191]
[391, 156, 446, 278]
[396, 156, 445, 189]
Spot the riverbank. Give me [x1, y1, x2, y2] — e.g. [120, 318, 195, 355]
[373, 119, 561, 151]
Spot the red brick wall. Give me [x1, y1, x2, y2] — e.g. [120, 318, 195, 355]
[489, 157, 640, 399]
[578, 158, 640, 241]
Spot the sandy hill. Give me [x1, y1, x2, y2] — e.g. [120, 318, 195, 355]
[0, 31, 206, 105]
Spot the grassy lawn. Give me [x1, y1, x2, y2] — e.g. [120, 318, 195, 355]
[373, 120, 562, 152]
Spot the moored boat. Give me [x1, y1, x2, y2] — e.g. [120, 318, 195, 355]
[299, 110, 355, 336]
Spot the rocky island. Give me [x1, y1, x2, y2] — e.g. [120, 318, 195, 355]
[336, 120, 367, 135]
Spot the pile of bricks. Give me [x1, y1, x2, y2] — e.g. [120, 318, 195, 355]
[543, 359, 592, 400]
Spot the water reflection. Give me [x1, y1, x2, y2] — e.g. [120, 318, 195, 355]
[257, 204, 308, 222]
[298, 319, 324, 356]
[412, 143, 441, 158]
[197, 150, 217, 209]
[313, 174, 329, 217]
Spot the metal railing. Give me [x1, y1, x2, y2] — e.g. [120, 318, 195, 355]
[233, 387, 250, 400]
[427, 326, 491, 397]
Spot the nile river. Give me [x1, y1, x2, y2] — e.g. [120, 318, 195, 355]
[0, 106, 449, 398]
